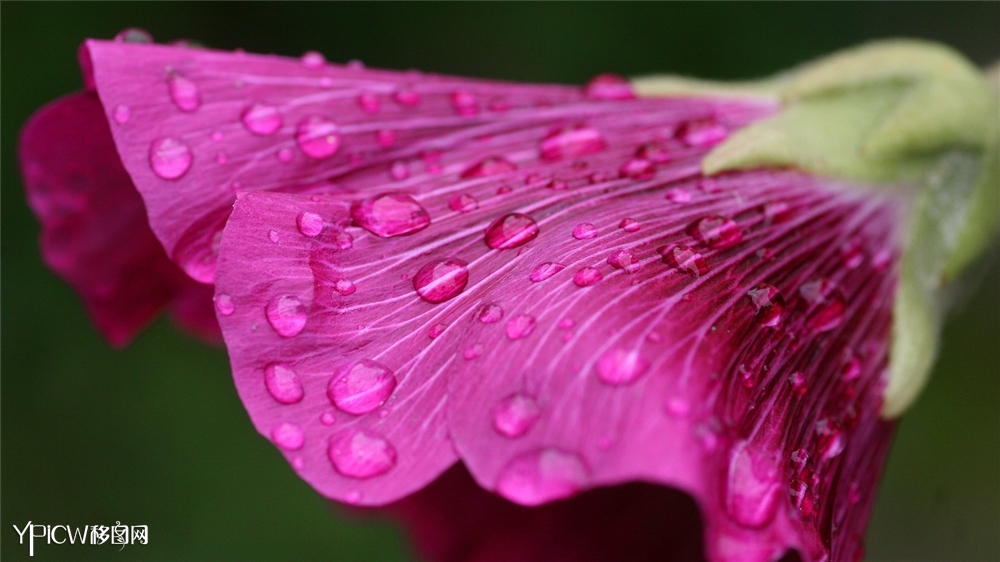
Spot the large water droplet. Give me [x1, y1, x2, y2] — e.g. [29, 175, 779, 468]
[113, 104, 131, 124]
[328, 359, 397, 415]
[450, 90, 479, 115]
[572, 223, 598, 240]
[573, 267, 602, 287]
[530, 262, 565, 282]
[264, 363, 305, 404]
[266, 295, 307, 338]
[328, 428, 397, 479]
[478, 304, 504, 324]
[619, 158, 655, 180]
[351, 193, 431, 237]
[461, 156, 517, 178]
[607, 250, 640, 273]
[808, 298, 846, 333]
[725, 440, 781, 528]
[505, 314, 536, 340]
[296, 115, 341, 159]
[357, 92, 381, 114]
[168, 73, 201, 112]
[493, 394, 541, 438]
[271, 422, 305, 451]
[242, 103, 282, 135]
[297, 211, 324, 237]
[448, 193, 479, 213]
[584, 74, 635, 100]
[214, 293, 235, 316]
[687, 215, 742, 249]
[413, 259, 469, 303]
[659, 244, 708, 276]
[747, 283, 784, 327]
[539, 126, 607, 160]
[484, 213, 539, 249]
[496, 449, 589, 506]
[596, 348, 649, 385]
[148, 137, 192, 180]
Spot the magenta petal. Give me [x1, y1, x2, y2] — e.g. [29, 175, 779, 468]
[18, 92, 214, 346]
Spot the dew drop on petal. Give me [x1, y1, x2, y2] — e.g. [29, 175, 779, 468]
[428, 323, 447, 339]
[636, 141, 671, 163]
[148, 137, 192, 180]
[321, 412, 337, 425]
[841, 355, 862, 381]
[816, 419, 845, 460]
[114, 27, 153, 43]
[484, 213, 539, 249]
[450, 90, 479, 115]
[463, 344, 484, 360]
[761, 201, 792, 224]
[659, 244, 709, 276]
[241, 103, 283, 135]
[539, 127, 607, 160]
[572, 223, 598, 240]
[665, 397, 691, 418]
[799, 278, 835, 303]
[461, 156, 517, 178]
[619, 218, 640, 232]
[112, 104, 131, 124]
[747, 283, 785, 327]
[477, 304, 504, 324]
[277, 148, 294, 163]
[393, 89, 421, 107]
[296, 211, 324, 237]
[505, 314, 536, 340]
[607, 250, 640, 274]
[265, 295, 307, 338]
[584, 73, 635, 100]
[271, 422, 305, 451]
[328, 428, 397, 479]
[493, 394, 541, 438]
[573, 267, 602, 287]
[448, 193, 479, 213]
[687, 215, 742, 249]
[264, 363, 305, 404]
[389, 160, 410, 181]
[596, 347, 649, 385]
[168, 73, 201, 112]
[808, 298, 846, 333]
[558, 318, 575, 330]
[619, 158, 655, 180]
[376, 129, 396, 148]
[678, 120, 728, 147]
[496, 449, 589, 506]
[335, 232, 354, 250]
[351, 193, 430, 237]
[214, 293, 235, 316]
[357, 91, 381, 114]
[725, 440, 781, 528]
[665, 188, 692, 204]
[530, 262, 565, 282]
[268, 229, 280, 243]
[328, 359, 397, 415]
[413, 259, 470, 303]
[296, 115, 341, 159]
[301, 50, 325, 68]
[335, 279, 357, 296]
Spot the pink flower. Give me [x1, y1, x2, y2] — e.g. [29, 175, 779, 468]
[19, 32, 998, 562]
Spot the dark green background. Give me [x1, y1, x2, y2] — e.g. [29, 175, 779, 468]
[3, 3, 998, 561]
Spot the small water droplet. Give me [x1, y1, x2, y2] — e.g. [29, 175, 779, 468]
[115, 27, 153, 43]
[450, 90, 479, 115]
[596, 347, 649, 385]
[328, 359, 397, 415]
[351, 193, 430, 237]
[112, 104, 131, 124]
[335, 279, 357, 295]
[241, 103, 282, 135]
[808, 298, 846, 333]
[678, 120, 728, 147]
[816, 418, 845, 460]
[573, 267, 603, 287]
[493, 394, 541, 438]
[265, 295, 307, 338]
[328, 428, 397, 479]
[268, 230, 280, 243]
[214, 294, 235, 316]
[558, 318, 575, 330]
[461, 156, 517, 178]
[530, 262, 565, 282]
[393, 89, 421, 107]
[320, 412, 337, 425]
[548, 179, 568, 191]
[271, 422, 305, 451]
[297, 211, 324, 237]
[635, 141, 671, 163]
[747, 283, 784, 327]
[264, 363, 305, 404]
[841, 242, 865, 269]
[505, 314, 536, 340]
[448, 193, 479, 213]
[346, 59, 365, 70]
[148, 137, 192, 180]
[496, 449, 589, 506]
[725, 440, 781, 528]
[428, 323, 447, 339]
[539, 126, 607, 160]
[277, 148, 294, 163]
[301, 50, 325, 68]
[665, 397, 690, 418]
[335, 232, 354, 250]
[356, 91, 381, 114]
[799, 278, 835, 303]
[659, 244, 708, 276]
[478, 304, 504, 324]
[463, 343, 483, 360]
[619, 158, 655, 180]
[841, 355, 862, 381]
[168, 73, 201, 112]
[788, 372, 808, 397]
[484, 213, 539, 249]
[413, 259, 470, 303]
[687, 215, 742, 249]
[760, 201, 792, 224]
[296, 115, 341, 159]
[584, 73, 635, 100]
[572, 223, 598, 240]
[664, 188, 692, 204]
[617, 219, 640, 233]
[389, 160, 410, 181]
[376, 129, 396, 148]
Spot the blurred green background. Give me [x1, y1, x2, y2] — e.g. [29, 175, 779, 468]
[2, 3, 998, 561]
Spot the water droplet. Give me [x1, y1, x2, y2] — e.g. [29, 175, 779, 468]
[346, 59, 365, 70]
[277, 148, 294, 163]
[428, 323, 447, 339]
[375, 129, 396, 148]
[484, 213, 539, 249]
[496, 449, 589, 506]
[265, 295, 307, 338]
[321, 412, 337, 425]
[450, 90, 478, 115]
[665, 397, 690, 418]
[327, 359, 397, 415]
[168, 73, 201, 112]
[393, 89, 421, 107]
[271, 422, 305, 451]
[788, 372, 808, 397]
[296, 211, 324, 237]
[148, 137, 192, 180]
[448, 193, 479, 213]
[678, 120, 728, 147]
[816, 418, 845, 460]
[478, 304, 504, 324]
[351, 193, 430, 237]
[725, 440, 781, 528]
[496, 185, 513, 195]
[808, 298, 845, 333]
[335, 279, 357, 295]
[664, 188, 692, 204]
[493, 394, 541, 438]
[413, 259, 470, 303]
[841, 355, 862, 381]
[354, 91, 380, 114]
[461, 156, 517, 178]
[384, 160, 408, 182]
[241, 103, 282, 135]
[547, 179, 568, 191]
[301, 50, 325, 68]
[296, 115, 341, 159]
[214, 293, 235, 316]
[268, 230, 280, 243]
[635, 141, 671, 163]
[264, 363, 305, 404]
[658, 244, 708, 276]
[747, 283, 784, 327]
[761, 201, 792, 224]
[539, 126, 607, 160]
[687, 215, 742, 249]
[617, 219, 640, 233]
[619, 158, 655, 180]
[596, 347, 649, 385]
[488, 97, 511, 112]
[558, 318, 575, 330]
[607, 250, 640, 274]
[573, 267, 603, 287]
[584, 73, 635, 100]
[505, 314, 536, 340]
[463, 343, 484, 360]
[114, 28, 153, 43]
[572, 223, 598, 240]
[112, 104, 131, 124]
[328, 428, 397, 479]
[335, 232, 354, 249]
[530, 262, 565, 282]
